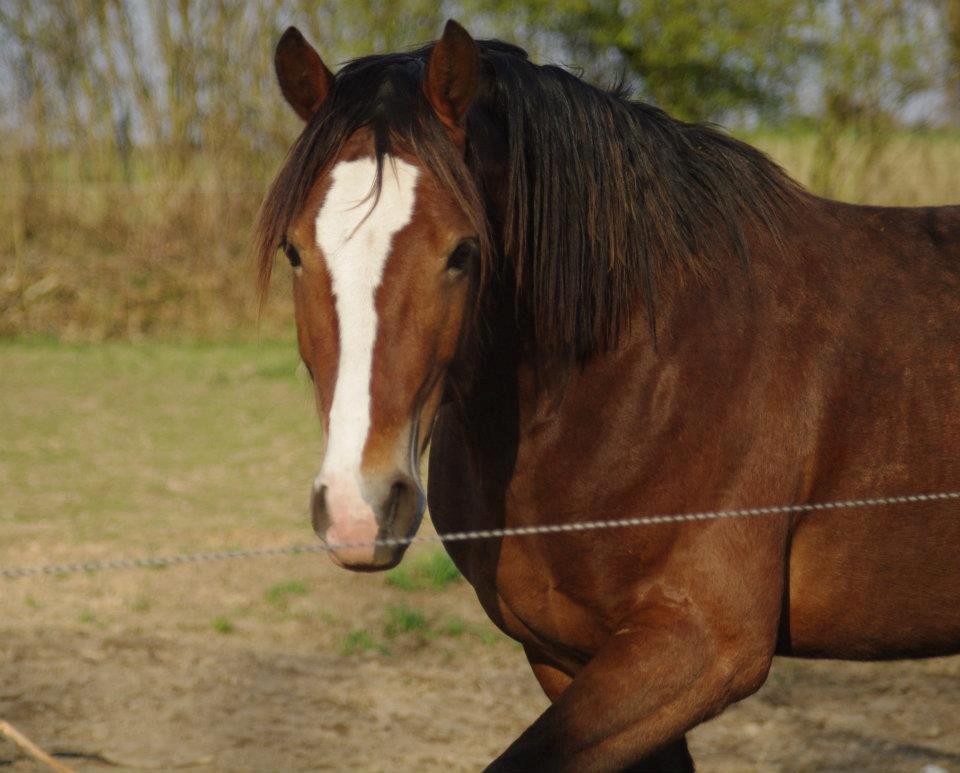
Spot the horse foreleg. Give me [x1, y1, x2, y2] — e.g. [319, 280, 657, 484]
[524, 646, 694, 772]
[488, 608, 773, 772]
[621, 737, 695, 773]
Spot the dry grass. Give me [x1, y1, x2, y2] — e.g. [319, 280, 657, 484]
[0, 172, 292, 340]
[749, 130, 960, 206]
[1, 131, 958, 341]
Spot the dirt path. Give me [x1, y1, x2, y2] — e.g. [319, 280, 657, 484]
[1, 556, 958, 772]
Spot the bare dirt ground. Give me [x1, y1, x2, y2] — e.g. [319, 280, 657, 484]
[2, 342, 959, 771]
[1, 550, 959, 772]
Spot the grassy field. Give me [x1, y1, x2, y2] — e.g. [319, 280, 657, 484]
[0, 337, 506, 649]
[0, 338, 316, 550]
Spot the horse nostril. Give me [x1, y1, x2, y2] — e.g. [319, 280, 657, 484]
[385, 480, 410, 528]
[387, 482, 401, 523]
[310, 484, 330, 537]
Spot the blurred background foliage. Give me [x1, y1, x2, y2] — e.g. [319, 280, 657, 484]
[0, 0, 959, 341]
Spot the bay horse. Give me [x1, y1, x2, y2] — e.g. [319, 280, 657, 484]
[256, 21, 960, 771]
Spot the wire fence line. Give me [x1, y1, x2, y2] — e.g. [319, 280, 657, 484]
[2, 489, 958, 581]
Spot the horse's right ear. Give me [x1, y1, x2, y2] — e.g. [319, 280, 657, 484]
[274, 27, 333, 121]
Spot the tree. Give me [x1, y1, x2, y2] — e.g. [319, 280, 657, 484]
[468, 0, 808, 122]
[803, 0, 943, 196]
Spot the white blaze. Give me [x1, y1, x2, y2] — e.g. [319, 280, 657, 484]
[315, 156, 419, 488]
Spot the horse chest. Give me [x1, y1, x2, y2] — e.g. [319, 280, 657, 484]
[429, 405, 646, 659]
[459, 536, 612, 661]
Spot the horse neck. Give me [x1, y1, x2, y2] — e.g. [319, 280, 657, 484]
[468, 194, 818, 432]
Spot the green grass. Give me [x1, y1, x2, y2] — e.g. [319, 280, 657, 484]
[341, 628, 390, 657]
[212, 615, 235, 634]
[264, 579, 309, 609]
[385, 548, 462, 592]
[437, 617, 466, 638]
[0, 339, 319, 550]
[470, 625, 504, 646]
[435, 615, 503, 646]
[383, 603, 429, 639]
[338, 605, 503, 656]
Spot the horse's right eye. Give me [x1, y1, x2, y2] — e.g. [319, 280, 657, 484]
[284, 243, 302, 267]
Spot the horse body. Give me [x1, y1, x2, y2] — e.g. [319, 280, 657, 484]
[432, 197, 960, 649]
[426, 196, 960, 767]
[259, 21, 960, 771]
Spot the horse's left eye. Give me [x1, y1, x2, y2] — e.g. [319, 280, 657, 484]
[284, 243, 301, 267]
[446, 238, 478, 273]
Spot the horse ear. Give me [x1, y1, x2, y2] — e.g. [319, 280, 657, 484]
[424, 20, 480, 147]
[275, 27, 334, 121]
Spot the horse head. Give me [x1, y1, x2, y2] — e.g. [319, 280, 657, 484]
[259, 22, 488, 570]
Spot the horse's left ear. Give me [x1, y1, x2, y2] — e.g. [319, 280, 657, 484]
[424, 20, 480, 148]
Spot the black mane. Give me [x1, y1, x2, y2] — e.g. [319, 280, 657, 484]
[257, 39, 803, 363]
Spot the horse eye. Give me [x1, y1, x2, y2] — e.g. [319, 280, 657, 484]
[446, 238, 478, 273]
[284, 243, 301, 267]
